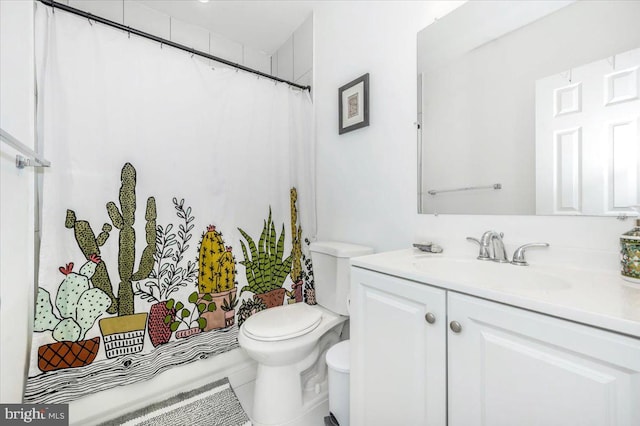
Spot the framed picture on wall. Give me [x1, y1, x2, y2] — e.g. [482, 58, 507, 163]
[338, 73, 369, 134]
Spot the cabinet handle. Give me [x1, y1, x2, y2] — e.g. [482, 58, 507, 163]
[425, 312, 436, 324]
[449, 321, 462, 333]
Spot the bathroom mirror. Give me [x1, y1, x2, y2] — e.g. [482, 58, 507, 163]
[417, 0, 640, 216]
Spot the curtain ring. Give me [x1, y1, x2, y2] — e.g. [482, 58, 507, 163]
[127, 27, 131, 39]
[87, 14, 93, 26]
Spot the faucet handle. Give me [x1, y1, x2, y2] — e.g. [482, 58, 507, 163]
[511, 243, 550, 266]
[466, 237, 491, 260]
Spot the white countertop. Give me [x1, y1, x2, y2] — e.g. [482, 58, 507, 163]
[351, 249, 640, 338]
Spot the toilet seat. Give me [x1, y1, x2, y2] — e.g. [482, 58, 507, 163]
[243, 303, 323, 342]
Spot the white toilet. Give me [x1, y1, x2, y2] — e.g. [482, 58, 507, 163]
[238, 241, 373, 426]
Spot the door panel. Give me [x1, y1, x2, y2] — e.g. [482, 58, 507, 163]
[536, 47, 640, 215]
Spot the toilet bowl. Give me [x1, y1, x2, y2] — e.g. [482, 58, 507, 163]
[238, 241, 373, 426]
[239, 303, 346, 425]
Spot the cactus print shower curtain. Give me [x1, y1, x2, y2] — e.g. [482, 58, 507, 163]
[26, 5, 315, 404]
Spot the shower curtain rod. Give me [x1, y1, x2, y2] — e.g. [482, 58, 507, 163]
[37, 0, 311, 92]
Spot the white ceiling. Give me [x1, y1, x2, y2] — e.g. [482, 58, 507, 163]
[138, 0, 315, 54]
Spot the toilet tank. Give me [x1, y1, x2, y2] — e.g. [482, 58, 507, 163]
[309, 242, 374, 315]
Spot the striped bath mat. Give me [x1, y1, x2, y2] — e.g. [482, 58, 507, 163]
[99, 378, 251, 426]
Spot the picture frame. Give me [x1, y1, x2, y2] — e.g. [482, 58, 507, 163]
[338, 73, 369, 134]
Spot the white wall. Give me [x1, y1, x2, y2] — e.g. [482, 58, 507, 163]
[313, 0, 631, 272]
[313, 1, 460, 250]
[272, 14, 313, 89]
[0, 0, 36, 403]
[63, 0, 271, 74]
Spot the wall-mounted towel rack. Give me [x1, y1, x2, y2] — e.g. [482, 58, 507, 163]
[0, 128, 51, 169]
[427, 183, 501, 196]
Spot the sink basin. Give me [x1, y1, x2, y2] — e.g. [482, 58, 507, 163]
[412, 256, 572, 291]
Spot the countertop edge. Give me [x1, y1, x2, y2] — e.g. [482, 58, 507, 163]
[351, 250, 640, 339]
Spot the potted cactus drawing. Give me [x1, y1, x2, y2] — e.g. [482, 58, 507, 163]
[135, 198, 198, 347]
[95, 163, 156, 358]
[165, 291, 212, 339]
[238, 207, 292, 308]
[196, 225, 238, 331]
[220, 291, 239, 327]
[34, 255, 111, 372]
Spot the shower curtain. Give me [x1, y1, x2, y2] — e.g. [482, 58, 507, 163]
[25, 4, 315, 403]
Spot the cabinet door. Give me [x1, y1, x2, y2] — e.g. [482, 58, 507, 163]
[448, 292, 640, 426]
[350, 267, 447, 426]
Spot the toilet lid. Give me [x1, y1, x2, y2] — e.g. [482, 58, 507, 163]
[243, 303, 323, 342]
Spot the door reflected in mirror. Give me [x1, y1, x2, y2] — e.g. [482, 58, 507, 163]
[417, 0, 640, 216]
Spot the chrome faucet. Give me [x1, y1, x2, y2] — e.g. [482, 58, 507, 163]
[466, 230, 509, 263]
[511, 242, 550, 266]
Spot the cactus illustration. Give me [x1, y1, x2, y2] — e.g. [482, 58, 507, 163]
[219, 247, 236, 292]
[302, 238, 316, 305]
[238, 207, 292, 297]
[34, 255, 111, 342]
[290, 188, 303, 284]
[106, 162, 157, 316]
[64, 210, 115, 313]
[237, 297, 267, 328]
[197, 225, 237, 294]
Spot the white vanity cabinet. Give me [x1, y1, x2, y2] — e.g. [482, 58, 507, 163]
[351, 266, 640, 426]
[350, 267, 447, 426]
[448, 292, 640, 426]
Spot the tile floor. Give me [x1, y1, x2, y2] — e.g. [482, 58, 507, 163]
[234, 380, 330, 426]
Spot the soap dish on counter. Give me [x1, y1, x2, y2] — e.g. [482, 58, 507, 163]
[413, 242, 443, 253]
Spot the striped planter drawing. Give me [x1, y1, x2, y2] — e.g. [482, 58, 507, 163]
[99, 313, 148, 359]
[175, 327, 201, 339]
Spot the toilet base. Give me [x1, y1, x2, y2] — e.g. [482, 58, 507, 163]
[251, 396, 330, 426]
[250, 328, 341, 425]
[324, 413, 340, 426]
